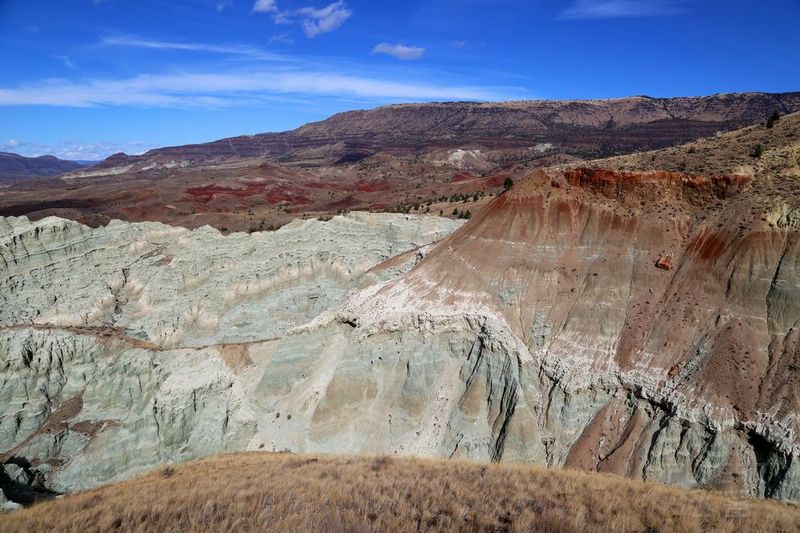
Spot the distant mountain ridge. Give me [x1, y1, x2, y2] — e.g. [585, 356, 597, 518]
[99, 91, 800, 169]
[0, 152, 84, 181]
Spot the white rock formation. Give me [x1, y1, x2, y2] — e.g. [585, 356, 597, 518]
[0, 213, 462, 494]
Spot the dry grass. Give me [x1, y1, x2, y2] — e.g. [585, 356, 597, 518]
[3, 453, 800, 533]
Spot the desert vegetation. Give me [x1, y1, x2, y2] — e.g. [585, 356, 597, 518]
[3, 453, 800, 532]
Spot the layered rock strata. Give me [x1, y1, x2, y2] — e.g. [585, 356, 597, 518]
[0, 214, 461, 492]
[2, 162, 800, 502]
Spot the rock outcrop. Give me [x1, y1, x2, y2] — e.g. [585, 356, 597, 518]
[0, 213, 461, 493]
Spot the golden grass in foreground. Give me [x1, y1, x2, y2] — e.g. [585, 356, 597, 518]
[2, 453, 800, 532]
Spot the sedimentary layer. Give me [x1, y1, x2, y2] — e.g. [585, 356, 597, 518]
[2, 161, 800, 502]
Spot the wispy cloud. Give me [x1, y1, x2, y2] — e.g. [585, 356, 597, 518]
[559, 0, 684, 19]
[372, 43, 425, 60]
[0, 70, 510, 108]
[101, 35, 288, 61]
[268, 32, 295, 45]
[254, 1, 352, 37]
[53, 55, 76, 70]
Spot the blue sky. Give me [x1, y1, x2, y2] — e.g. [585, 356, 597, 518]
[0, 0, 798, 160]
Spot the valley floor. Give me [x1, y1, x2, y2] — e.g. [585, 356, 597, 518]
[2, 452, 799, 532]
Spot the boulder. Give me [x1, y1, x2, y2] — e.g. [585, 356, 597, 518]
[2, 464, 32, 486]
[655, 255, 674, 270]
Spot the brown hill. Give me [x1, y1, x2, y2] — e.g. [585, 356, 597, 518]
[103, 91, 800, 166]
[3, 453, 800, 532]
[0, 153, 83, 181]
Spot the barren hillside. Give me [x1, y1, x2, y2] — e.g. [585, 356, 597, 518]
[576, 109, 800, 178]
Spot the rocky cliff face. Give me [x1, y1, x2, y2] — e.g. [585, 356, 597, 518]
[0, 214, 461, 494]
[244, 162, 800, 501]
[2, 114, 800, 504]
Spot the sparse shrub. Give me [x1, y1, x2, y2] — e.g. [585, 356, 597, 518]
[160, 466, 175, 478]
[503, 177, 514, 191]
[750, 144, 764, 158]
[766, 111, 781, 129]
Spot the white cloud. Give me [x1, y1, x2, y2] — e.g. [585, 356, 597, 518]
[372, 43, 425, 60]
[559, 0, 683, 19]
[101, 36, 288, 61]
[6, 139, 19, 148]
[0, 70, 509, 108]
[254, 1, 352, 38]
[217, 0, 235, 12]
[296, 1, 352, 37]
[252, 0, 277, 13]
